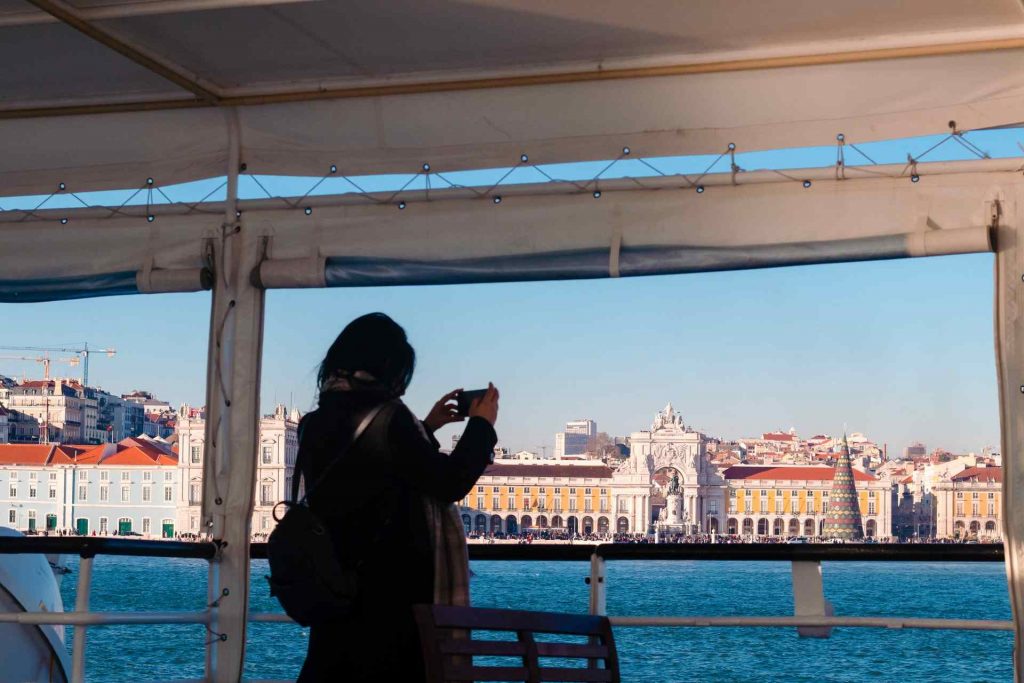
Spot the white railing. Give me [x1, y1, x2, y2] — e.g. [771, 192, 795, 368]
[0, 538, 1011, 682]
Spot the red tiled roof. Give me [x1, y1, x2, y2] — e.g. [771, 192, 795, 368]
[762, 432, 796, 441]
[952, 466, 1002, 483]
[0, 444, 84, 465]
[723, 465, 877, 482]
[482, 464, 613, 479]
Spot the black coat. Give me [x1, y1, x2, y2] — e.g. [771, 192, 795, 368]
[295, 392, 496, 682]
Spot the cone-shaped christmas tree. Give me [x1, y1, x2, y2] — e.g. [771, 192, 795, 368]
[822, 434, 864, 540]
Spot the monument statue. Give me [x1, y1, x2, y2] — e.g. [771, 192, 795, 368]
[668, 471, 681, 495]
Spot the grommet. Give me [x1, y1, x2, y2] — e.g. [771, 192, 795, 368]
[60, 218, 68, 224]
[593, 190, 602, 198]
[520, 154, 529, 163]
[398, 201, 406, 210]
[58, 182, 66, 191]
[239, 163, 247, 172]
[303, 207, 312, 215]
[911, 174, 920, 183]
[837, 133, 845, 142]
[215, 497, 223, 505]
[422, 163, 430, 172]
[235, 210, 241, 218]
[146, 178, 154, 186]
[949, 120, 957, 130]
[728, 142, 736, 151]
[1019, 384, 1024, 394]
[329, 164, 337, 174]
[802, 180, 812, 188]
[147, 215, 155, 222]
[696, 185, 705, 194]
[493, 196, 502, 204]
[622, 146, 631, 155]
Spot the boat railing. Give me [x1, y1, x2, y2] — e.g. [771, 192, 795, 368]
[0, 536, 1011, 682]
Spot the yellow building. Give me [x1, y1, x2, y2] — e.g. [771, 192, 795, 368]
[933, 466, 1002, 539]
[722, 465, 893, 538]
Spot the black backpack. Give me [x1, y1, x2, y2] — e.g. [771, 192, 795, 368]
[265, 402, 387, 626]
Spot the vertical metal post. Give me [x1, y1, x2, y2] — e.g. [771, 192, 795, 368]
[71, 555, 93, 683]
[993, 194, 1024, 682]
[588, 553, 606, 616]
[791, 560, 832, 638]
[202, 107, 265, 682]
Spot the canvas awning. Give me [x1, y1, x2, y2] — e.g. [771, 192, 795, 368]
[2, 0, 1024, 196]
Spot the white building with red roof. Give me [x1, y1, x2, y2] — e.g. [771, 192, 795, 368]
[933, 465, 1003, 540]
[0, 405, 8, 444]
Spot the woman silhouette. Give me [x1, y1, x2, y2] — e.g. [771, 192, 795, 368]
[295, 313, 498, 682]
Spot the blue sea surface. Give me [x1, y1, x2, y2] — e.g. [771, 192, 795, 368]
[59, 556, 1012, 681]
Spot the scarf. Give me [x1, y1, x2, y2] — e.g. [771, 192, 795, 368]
[423, 497, 471, 606]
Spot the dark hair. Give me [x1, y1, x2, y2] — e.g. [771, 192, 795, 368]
[317, 313, 416, 397]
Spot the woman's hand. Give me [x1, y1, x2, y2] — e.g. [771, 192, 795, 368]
[423, 388, 464, 433]
[469, 383, 499, 426]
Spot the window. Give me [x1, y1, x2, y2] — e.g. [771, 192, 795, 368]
[956, 491, 964, 499]
[100, 471, 109, 481]
[584, 488, 591, 495]
[972, 492, 979, 499]
[759, 498, 767, 513]
[600, 498, 609, 512]
[191, 446, 201, 463]
[569, 488, 577, 494]
[164, 471, 174, 481]
[142, 518, 151, 534]
[121, 471, 130, 481]
[121, 486, 130, 502]
[584, 500, 592, 512]
[48, 487, 56, 499]
[261, 484, 273, 506]
[492, 496, 500, 509]
[78, 470, 87, 481]
[99, 518, 108, 534]
[972, 502, 979, 516]
[477, 486, 484, 493]
[554, 499, 563, 512]
[709, 500, 718, 514]
[822, 502, 829, 514]
[989, 502, 996, 516]
[569, 500, 578, 512]
[78, 485, 87, 500]
[8, 485, 15, 498]
[539, 487, 546, 494]
[508, 486, 515, 493]
[730, 489, 737, 497]
[7, 510, 14, 523]
[775, 498, 783, 514]
[868, 501, 876, 515]
[29, 472, 37, 481]
[956, 502, 964, 516]
[48, 472, 56, 481]
[164, 486, 173, 502]
[9, 472, 16, 480]
[554, 488, 561, 494]
[523, 487, 531, 494]
[492, 486, 500, 493]
[744, 499, 752, 513]
[142, 487, 151, 502]
[760, 489, 767, 496]
[476, 496, 484, 509]
[190, 516, 198, 530]
[189, 484, 200, 505]
[99, 487, 109, 502]
[262, 446, 273, 464]
[600, 488, 607, 495]
[143, 471, 152, 481]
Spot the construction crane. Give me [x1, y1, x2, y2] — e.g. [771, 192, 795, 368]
[0, 342, 116, 386]
[0, 354, 81, 444]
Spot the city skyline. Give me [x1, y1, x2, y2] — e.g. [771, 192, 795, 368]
[0, 251, 999, 455]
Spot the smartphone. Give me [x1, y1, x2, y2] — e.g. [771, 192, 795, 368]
[456, 389, 488, 417]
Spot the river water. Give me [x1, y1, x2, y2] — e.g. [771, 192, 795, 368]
[59, 556, 1011, 681]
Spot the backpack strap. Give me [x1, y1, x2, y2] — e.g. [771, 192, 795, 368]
[297, 401, 389, 506]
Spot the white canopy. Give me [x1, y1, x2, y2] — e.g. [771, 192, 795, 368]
[4, 4, 1024, 682]
[2, 0, 1024, 195]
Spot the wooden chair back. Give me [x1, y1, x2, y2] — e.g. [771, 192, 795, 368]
[414, 604, 620, 682]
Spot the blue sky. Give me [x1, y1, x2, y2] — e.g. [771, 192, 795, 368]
[1, 129, 1017, 455]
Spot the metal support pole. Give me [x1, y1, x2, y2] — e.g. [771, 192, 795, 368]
[587, 553, 606, 616]
[203, 107, 266, 682]
[791, 560, 832, 638]
[71, 555, 93, 683]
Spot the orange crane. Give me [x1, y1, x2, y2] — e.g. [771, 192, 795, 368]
[0, 354, 81, 444]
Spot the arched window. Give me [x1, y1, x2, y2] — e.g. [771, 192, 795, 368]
[475, 514, 487, 532]
[727, 518, 738, 534]
[708, 517, 719, 533]
[521, 515, 533, 529]
[567, 516, 579, 534]
[742, 518, 754, 535]
[617, 517, 629, 533]
[804, 519, 815, 536]
[757, 518, 768, 535]
[582, 516, 594, 534]
[772, 519, 784, 536]
[551, 515, 563, 528]
[490, 515, 503, 533]
[537, 515, 549, 528]
[506, 516, 518, 535]
[597, 516, 609, 534]
[788, 518, 800, 535]
[865, 519, 877, 537]
[461, 514, 472, 533]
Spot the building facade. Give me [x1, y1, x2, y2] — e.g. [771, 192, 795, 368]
[554, 418, 597, 457]
[175, 403, 299, 535]
[934, 466, 1002, 539]
[465, 403, 895, 538]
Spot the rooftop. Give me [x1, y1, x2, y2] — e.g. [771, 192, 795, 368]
[723, 465, 878, 482]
